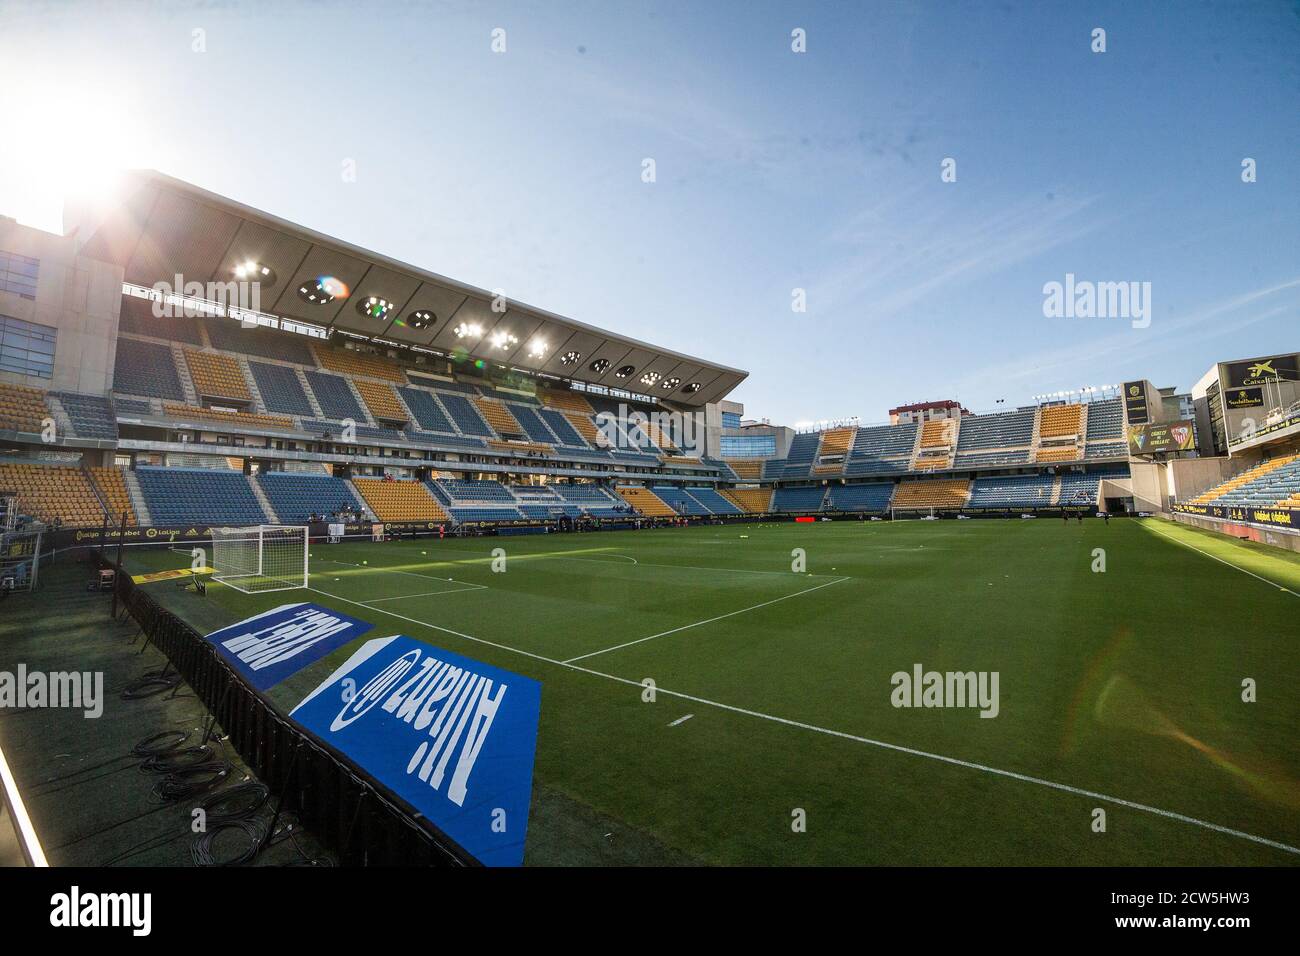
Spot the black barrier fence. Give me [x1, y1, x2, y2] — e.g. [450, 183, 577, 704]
[108, 556, 476, 867]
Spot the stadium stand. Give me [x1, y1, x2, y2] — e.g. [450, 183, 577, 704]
[540, 388, 595, 415]
[0, 463, 106, 525]
[395, 386, 456, 434]
[563, 411, 603, 446]
[1039, 404, 1083, 438]
[258, 472, 365, 522]
[726, 460, 764, 480]
[0, 384, 49, 433]
[1085, 442, 1127, 460]
[304, 370, 368, 422]
[651, 485, 712, 515]
[552, 483, 626, 517]
[967, 474, 1056, 510]
[51, 392, 117, 439]
[955, 409, 1034, 451]
[88, 466, 136, 524]
[1191, 453, 1300, 506]
[204, 319, 316, 365]
[771, 485, 827, 512]
[431, 478, 526, 523]
[249, 362, 315, 416]
[351, 477, 448, 523]
[112, 396, 155, 416]
[1084, 399, 1123, 441]
[117, 297, 205, 345]
[852, 422, 917, 458]
[952, 449, 1030, 469]
[438, 393, 495, 437]
[475, 397, 525, 437]
[353, 379, 410, 423]
[684, 487, 742, 514]
[721, 487, 772, 513]
[892, 478, 970, 510]
[183, 349, 252, 401]
[536, 407, 587, 446]
[1035, 446, 1081, 464]
[315, 346, 406, 383]
[135, 466, 268, 526]
[112, 338, 186, 400]
[780, 433, 820, 478]
[162, 403, 295, 431]
[616, 485, 675, 516]
[509, 404, 559, 444]
[826, 482, 894, 513]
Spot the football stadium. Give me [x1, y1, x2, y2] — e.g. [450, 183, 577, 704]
[0, 7, 1296, 911]
[0, 171, 1296, 874]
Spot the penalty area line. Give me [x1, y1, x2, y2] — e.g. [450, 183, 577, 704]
[562, 575, 853, 664]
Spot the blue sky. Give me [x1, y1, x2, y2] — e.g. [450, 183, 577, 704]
[0, 0, 1296, 424]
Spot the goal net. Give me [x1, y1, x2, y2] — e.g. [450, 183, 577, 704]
[211, 525, 307, 594]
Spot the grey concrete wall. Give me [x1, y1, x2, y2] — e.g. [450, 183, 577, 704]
[0, 218, 124, 396]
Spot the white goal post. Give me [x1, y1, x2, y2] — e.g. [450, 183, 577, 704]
[211, 525, 308, 594]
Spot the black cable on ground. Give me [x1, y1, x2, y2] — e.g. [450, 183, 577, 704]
[139, 744, 217, 774]
[198, 781, 270, 825]
[121, 669, 181, 700]
[190, 818, 267, 866]
[152, 761, 232, 802]
[131, 730, 190, 757]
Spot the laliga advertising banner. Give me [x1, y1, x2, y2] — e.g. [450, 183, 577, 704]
[203, 603, 373, 691]
[290, 635, 542, 867]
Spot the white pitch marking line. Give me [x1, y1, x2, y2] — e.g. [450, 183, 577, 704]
[1144, 521, 1298, 597]
[563, 576, 852, 664]
[668, 714, 694, 727]
[361, 585, 488, 603]
[305, 585, 1300, 858]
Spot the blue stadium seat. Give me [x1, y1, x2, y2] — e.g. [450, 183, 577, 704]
[250, 362, 314, 416]
[826, 482, 894, 512]
[967, 474, 1056, 509]
[397, 386, 457, 433]
[135, 467, 267, 525]
[955, 409, 1035, 451]
[113, 338, 186, 400]
[258, 472, 364, 522]
[437, 393, 495, 437]
[771, 486, 827, 512]
[205, 319, 316, 365]
[117, 297, 205, 345]
[304, 371, 367, 422]
[52, 392, 117, 439]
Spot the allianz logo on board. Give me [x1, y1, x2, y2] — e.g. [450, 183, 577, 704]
[331, 648, 506, 807]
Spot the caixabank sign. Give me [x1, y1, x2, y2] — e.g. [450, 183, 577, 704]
[291, 635, 542, 867]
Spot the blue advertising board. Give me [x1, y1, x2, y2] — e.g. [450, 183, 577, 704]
[202, 602, 373, 691]
[290, 635, 542, 867]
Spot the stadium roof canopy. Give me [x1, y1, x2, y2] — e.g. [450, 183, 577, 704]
[72, 171, 747, 407]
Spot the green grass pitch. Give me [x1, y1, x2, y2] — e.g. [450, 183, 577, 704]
[124, 517, 1300, 865]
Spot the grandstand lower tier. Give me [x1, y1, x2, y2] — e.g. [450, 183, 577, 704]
[0, 458, 1146, 531]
